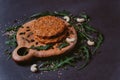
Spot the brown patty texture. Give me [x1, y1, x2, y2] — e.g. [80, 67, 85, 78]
[32, 16, 67, 38]
[34, 31, 67, 44]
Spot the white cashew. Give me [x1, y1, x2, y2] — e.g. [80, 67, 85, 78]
[76, 18, 85, 23]
[87, 40, 95, 46]
[63, 16, 70, 22]
[30, 64, 38, 72]
[66, 38, 76, 43]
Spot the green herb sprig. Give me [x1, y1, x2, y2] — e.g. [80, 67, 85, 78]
[29, 10, 71, 20]
[5, 25, 22, 47]
[92, 33, 104, 54]
[30, 44, 53, 51]
[77, 46, 90, 69]
[39, 56, 75, 71]
[6, 25, 22, 32]
[58, 41, 69, 50]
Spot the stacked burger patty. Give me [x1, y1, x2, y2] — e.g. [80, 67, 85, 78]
[12, 15, 77, 62]
[31, 16, 68, 44]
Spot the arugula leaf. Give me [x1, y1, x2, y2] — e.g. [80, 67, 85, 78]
[80, 13, 90, 21]
[6, 25, 22, 32]
[30, 44, 53, 51]
[55, 56, 75, 68]
[54, 10, 70, 16]
[5, 40, 17, 47]
[29, 10, 71, 19]
[39, 56, 75, 71]
[92, 33, 104, 54]
[58, 42, 69, 50]
[78, 46, 90, 69]
[4, 49, 12, 60]
[82, 23, 97, 32]
[29, 11, 52, 19]
[5, 34, 17, 47]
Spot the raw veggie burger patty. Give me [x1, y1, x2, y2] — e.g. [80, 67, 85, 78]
[31, 16, 68, 44]
[32, 16, 67, 37]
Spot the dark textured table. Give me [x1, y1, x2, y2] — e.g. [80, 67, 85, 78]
[0, 0, 120, 80]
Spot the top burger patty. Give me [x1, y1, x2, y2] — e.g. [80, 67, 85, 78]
[31, 16, 67, 38]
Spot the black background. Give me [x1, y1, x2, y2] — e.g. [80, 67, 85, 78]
[0, 0, 120, 80]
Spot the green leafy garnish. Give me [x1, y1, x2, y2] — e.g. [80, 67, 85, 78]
[54, 10, 71, 16]
[80, 13, 90, 21]
[92, 33, 104, 54]
[5, 33, 17, 47]
[82, 23, 97, 32]
[39, 56, 75, 71]
[6, 25, 22, 32]
[58, 41, 69, 50]
[30, 44, 53, 51]
[5, 25, 22, 47]
[4, 49, 12, 60]
[78, 46, 90, 69]
[29, 11, 52, 19]
[29, 10, 70, 19]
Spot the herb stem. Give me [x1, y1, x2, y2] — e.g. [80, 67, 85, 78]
[92, 33, 104, 54]
[78, 46, 90, 69]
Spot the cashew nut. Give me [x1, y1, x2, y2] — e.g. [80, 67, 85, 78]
[63, 16, 70, 22]
[76, 18, 85, 23]
[30, 64, 38, 72]
[66, 38, 76, 43]
[87, 40, 95, 46]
